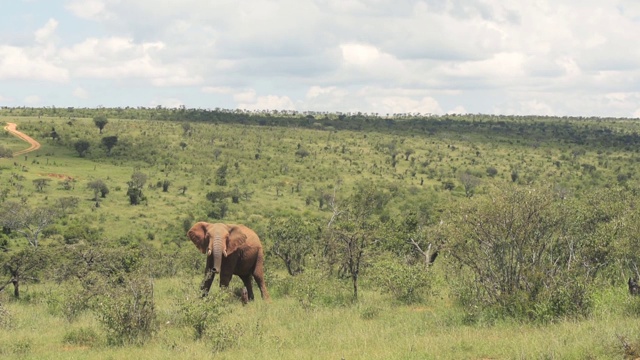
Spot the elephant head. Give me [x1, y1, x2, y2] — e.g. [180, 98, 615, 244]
[187, 222, 246, 274]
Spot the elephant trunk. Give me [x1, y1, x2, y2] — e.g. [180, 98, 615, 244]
[212, 233, 223, 274]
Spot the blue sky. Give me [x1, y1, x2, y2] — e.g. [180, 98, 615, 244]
[1, 0, 640, 117]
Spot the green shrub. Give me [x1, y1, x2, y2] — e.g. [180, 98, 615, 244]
[63, 327, 100, 347]
[269, 269, 352, 308]
[175, 286, 230, 340]
[370, 255, 431, 305]
[210, 322, 244, 353]
[95, 273, 156, 346]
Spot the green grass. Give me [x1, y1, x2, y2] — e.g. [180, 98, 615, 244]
[0, 278, 638, 359]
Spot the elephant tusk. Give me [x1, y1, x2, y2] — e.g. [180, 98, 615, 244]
[223, 249, 228, 257]
[207, 249, 212, 256]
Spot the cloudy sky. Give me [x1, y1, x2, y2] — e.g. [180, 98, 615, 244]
[2, 0, 640, 117]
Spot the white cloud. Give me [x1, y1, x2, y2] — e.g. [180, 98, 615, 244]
[201, 86, 233, 94]
[58, 37, 201, 86]
[35, 18, 58, 44]
[73, 87, 89, 99]
[0, 1, 639, 115]
[24, 95, 41, 105]
[235, 90, 295, 111]
[0, 45, 69, 82]
[65, 0, 110, 20]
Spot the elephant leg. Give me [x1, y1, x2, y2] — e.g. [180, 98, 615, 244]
[240, 275, 255, 301]
[253, 253, 270, 300]
[219, 271, 233, 288]
[201, 256, 216, 297]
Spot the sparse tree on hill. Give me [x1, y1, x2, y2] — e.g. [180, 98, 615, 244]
[33, 178, 52, 192]
[93, 115, 108, 134]
[0, 201, 59, 248]
[102, 135, 118, 155]
[74, 140, 91, 157]
[88, 179, 109, 201]
[126, 172, 147, 205]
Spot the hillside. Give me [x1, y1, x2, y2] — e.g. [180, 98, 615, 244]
[1, 109, 640, 358]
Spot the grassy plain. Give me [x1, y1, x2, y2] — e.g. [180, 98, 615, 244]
[2, 112, 640, 358]
[1, 277, 639, 359]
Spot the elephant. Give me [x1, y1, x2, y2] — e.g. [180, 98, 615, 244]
[187, 222, 270, 301]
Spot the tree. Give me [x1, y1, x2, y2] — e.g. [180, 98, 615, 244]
[181, 122, 192, 135]
[0, 201, 58, 248]
[213, 148, 222, 160]
[404, 148, 415, 160]
[127, 172, 147, 205]
[459, 172, 481, 198]
[161, 180, 170, 192]
[93, 115, 108, 134]
[1, 248, 50, 298]
[326, 183, 389, 300]
[33, 178, 52, 192]
[55, 196, 80, 217]
[215, 164, 228, 186]
[74, 140, 91, 157]
[88, 179, 109, 201]
[447, 185, 601, 321]
[101, 135, 118, 155]
[267, 216, 318, 276]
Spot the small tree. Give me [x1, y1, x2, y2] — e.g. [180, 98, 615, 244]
[404, 148, 415, 160]
[215, 164, 228, 186]
[459, 172, 481, 198]
[74, 140, 91, 157]
[33, 178, 52, 192]
[127, 172, 147, 205]
[101, 136, 118, 155]
[181, 122, 191, 136]
[55, 196, 80, 217]
[0, 248, 51, 298]
[93, 115, 108, 134]
[88, 179, 109, 201]
[326, 183, 389, 300]
[267, 216, 318, 276]
[0, 201, 58, 248]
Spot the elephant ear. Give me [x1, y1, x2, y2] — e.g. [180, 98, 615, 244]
[187, 222, 210, 254]
[226, 224, 247, 256]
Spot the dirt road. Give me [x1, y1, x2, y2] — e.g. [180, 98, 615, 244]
[4, 122, 41, 156]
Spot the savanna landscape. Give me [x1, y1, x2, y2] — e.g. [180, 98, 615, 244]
[2, 106, 640, 359]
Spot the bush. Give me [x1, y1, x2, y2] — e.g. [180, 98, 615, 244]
[269, 269, 352, 308]
[0, 145, 12, 158]
[63, 327, 100, 347]
[370, 255, 431, 304]
[448, 185, 600, 322]
[210, 322, 244, 353]
[95, 273, 156, 346]
[174, 286, 231, 340]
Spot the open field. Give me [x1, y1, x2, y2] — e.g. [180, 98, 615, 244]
[2, 109, 640, 358]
